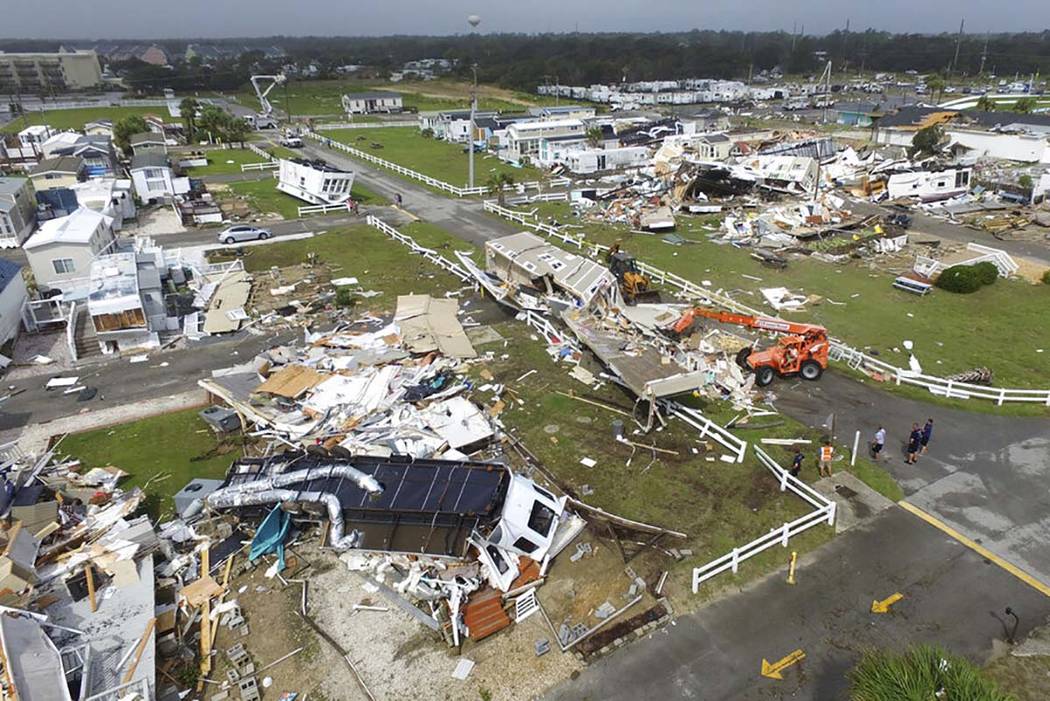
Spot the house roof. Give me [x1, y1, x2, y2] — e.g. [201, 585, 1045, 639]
[0, 258, 23, 295]
[130, 132, 165, 145]
[699, 133, 731, 143]
[0, 177, 28, 201]
[835, 101, 880, 114]
[344, 91, 402, 100]
[23, 207, 112, 250]
[30, 156, 84, 176]
[130, 150, 170, 170]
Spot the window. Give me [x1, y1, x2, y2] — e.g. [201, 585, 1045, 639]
[513, 536, 539, 554]
[143, 168, 164, 179]
[527, 501, 556, 537]
[52, 258, 75, 274]
[485, 544, 509, 574]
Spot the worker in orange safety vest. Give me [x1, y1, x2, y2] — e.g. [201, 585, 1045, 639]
[818, 440, 834, 478]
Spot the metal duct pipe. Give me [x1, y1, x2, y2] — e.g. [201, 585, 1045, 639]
[207, 488, 363, 550]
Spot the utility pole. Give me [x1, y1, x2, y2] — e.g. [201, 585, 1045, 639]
[468, 63, 477, 189]
[283, 76, 292, 126]
[979, 33, 989, 76]
[949, 18, 965, 77]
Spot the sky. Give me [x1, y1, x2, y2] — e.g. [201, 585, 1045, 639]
[2, 0, 1048, 39]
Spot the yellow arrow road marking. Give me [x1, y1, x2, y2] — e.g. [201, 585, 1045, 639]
[761, 649, 806, 680]
[871, 592, 904, 614]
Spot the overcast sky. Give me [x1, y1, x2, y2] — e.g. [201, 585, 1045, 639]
[3, 0, 1048, 39]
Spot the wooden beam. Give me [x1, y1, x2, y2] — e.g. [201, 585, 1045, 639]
[85, 564, 97, 613]
[567, 497, 688, 539]
[199, 544, 212, 678]
[121, 617, 156, 684]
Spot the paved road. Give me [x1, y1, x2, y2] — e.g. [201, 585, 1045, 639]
[0, 329, 296, 441]
[548, 506, 1050, 701]
[776, 372, 1050, 585]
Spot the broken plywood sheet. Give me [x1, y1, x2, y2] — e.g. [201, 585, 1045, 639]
[254, 365, 327, 399]
[203, 270, 252, 334]
[179, 575, 223, 608]
[395, 294, 477, 359]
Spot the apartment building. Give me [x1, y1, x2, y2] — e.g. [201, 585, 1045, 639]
[0, 49, 102, 93]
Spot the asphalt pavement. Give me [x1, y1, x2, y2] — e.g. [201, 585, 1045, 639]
[776, 371, 1050, 586]
[0, 329, 296, 441]
[547, 506, 1050, 701]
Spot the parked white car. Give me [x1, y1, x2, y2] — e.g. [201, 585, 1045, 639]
[218, 225, 271, 245]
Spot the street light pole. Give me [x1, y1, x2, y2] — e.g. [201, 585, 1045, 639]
[469, 63, 477, 189]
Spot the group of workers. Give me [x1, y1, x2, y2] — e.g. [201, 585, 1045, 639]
[788, 417, 935, 480]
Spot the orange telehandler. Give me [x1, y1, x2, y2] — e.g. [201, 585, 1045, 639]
[665, 307, 830, 387]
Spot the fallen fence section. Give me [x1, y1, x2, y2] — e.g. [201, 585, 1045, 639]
[364, 215, 472, 283]
[691, 447, 836, 593]
[663, 402, 748, 463]
[484, 201, 1050, 407]
[305, 131, 569, 198]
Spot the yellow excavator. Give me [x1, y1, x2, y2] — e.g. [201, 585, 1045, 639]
[606, 241, 661, 304]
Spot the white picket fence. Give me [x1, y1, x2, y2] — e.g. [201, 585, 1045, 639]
[663, 402, 748, 463]
[484, 201, 1050, 407]
[365, 215, 472, 282]
[298, 202, 351, 216]
[315, 121, 418, 130]
[241, 160, 280, 172]
[305, 130, 570, 198]
[691, 447, 836, 592]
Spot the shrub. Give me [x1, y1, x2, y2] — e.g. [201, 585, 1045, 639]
[334, 286, 355, 308]
[1043, 269, 1050, 285]
[935, 265, 983, 293]
[850, 644, 1013, 701]
[972, 261, 999, 286]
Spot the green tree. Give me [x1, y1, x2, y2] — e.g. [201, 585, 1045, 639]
[113, 115, 148, 154]
[909, 124, 944, 158]
[223, 116, 250, 147]
[585, 126, 604, 148]
[850, 644, 1013, 700]
[1018, 174, 1033, 189]
[485, 172, 515, 206]
[1013, 97, 1037, 113]
[975, 94, 997, 112]
[925, 75, 946, 103]
[179, 98, 200, 143]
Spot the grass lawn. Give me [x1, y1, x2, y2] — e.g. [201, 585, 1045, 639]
[215, 223, 471, 305]
[1, 106, 164, 133]
[225, 179, 303, 219]
[521, 202, 1050, 391]
[182, 148, 271, 176]
[233, 78, 556, 118]
[56, 407, 242, 520]
[325, 127, 541, 187]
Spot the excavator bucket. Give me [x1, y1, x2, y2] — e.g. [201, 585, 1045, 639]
[631, 289, 662, 305]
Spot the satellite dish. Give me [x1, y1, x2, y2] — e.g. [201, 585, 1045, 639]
[468, 14, 481, 27]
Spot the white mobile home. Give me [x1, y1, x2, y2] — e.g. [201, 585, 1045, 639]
[887, 168, 972, 200]
[276, 158, 355, 205]
[342, 91, 404, 114]
[22, 207, 116, 294]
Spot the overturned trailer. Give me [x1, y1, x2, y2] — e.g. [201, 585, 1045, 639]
[204, 453, 581, 582]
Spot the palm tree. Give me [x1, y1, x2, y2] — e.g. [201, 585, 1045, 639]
[974, 95, 997, 112]
[485, 172, 515, 206]
[179, 98, 200, 143]
[1013, 97, 1037, 114]
[585, 126, 604, 148]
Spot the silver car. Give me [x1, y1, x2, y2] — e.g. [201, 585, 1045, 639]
[218, 225, 271, 245]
